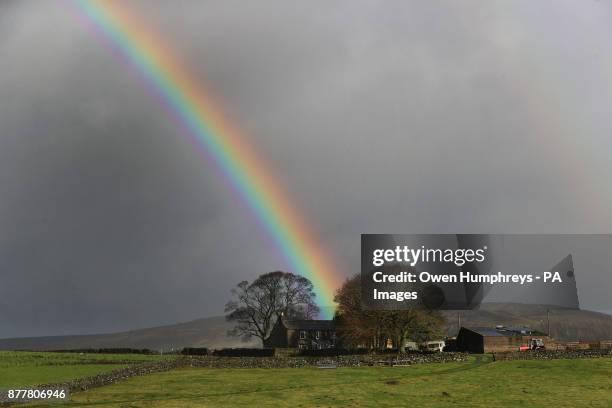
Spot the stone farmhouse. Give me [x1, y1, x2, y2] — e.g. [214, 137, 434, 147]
[263, 318, 337, 350]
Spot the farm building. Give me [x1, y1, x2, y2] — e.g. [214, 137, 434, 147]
[263, 318, 337, 350]
[456, 326, 551, 353]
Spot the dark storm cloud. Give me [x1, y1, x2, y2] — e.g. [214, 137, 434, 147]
[1, 0, 611, 337]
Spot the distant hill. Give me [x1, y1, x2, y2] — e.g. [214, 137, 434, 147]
[1, 303, 611, 351]
[0, 316, 257, 352]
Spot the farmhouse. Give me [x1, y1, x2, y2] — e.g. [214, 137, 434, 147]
[456, 326, 551, 353]
[263, 318, 337, 350]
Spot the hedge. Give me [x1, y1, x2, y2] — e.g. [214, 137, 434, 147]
[212, 348, 275, 357]
[181, 347, 209, 356]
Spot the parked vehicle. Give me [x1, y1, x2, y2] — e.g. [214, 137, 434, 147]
[421, 340, 445, 352]
[519, 338, 545, 351]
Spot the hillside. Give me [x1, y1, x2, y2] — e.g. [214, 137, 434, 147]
[0, 316, 257, 352]
[441, 303, 612, 341]
[1, 303, 611, 351]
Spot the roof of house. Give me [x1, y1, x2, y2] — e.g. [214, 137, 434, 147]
[281, 319, 336, 330]
[462, 326, 546, 337]
[465, 327, 509, 337]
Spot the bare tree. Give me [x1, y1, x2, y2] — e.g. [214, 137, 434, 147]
[334, 273, 444, 352]
[277, 272, 319, 319]
[334, 274, 388, 350]
[225, 271, 319, 344]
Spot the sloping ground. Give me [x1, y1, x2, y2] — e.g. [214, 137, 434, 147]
[0, 303, 610, 351]
[37, 358, 612, 408]
[0, 351, 172, 390]
[0, 316, 257, 351]
[441, 303, 612, 341]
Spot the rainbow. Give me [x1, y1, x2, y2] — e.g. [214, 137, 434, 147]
[69, 0, 342, 318]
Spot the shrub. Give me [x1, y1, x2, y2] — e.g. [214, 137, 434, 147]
[181, 347, 209, 356]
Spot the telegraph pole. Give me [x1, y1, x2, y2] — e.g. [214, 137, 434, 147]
[458, 311, 462, 333]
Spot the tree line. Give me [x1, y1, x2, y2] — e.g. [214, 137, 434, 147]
[334, 274, 444, 352]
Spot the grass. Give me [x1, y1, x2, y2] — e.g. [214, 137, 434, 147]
[0, 351, 172, 389]
[17, 355, 612, 408]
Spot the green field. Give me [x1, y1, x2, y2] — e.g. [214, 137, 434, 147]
[10, 354, 611, 408]
[0, 351, 172, 389]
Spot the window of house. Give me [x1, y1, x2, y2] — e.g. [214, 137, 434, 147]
[300, 330, 306, 339]
[316, 330, 320, 339]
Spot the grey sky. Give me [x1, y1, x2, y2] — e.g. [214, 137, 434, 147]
[1, 0, 611, 337]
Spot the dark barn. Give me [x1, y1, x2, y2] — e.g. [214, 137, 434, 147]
[456, 326, 551, 353]
[263, 319, 336, 350]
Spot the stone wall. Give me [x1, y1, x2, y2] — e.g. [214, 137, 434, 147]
[184, 352, 469, 368]
[4, 350, 608, 406]
[0, 353, 470, 406]
[0, 359, 186, 406]
[492, 349, 612, 361]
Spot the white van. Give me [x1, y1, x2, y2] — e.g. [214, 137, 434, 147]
[422, 340, 445, 352]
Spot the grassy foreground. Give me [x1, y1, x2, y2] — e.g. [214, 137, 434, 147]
[18, 355, 612, 408]
[0, 351, 171, 389]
